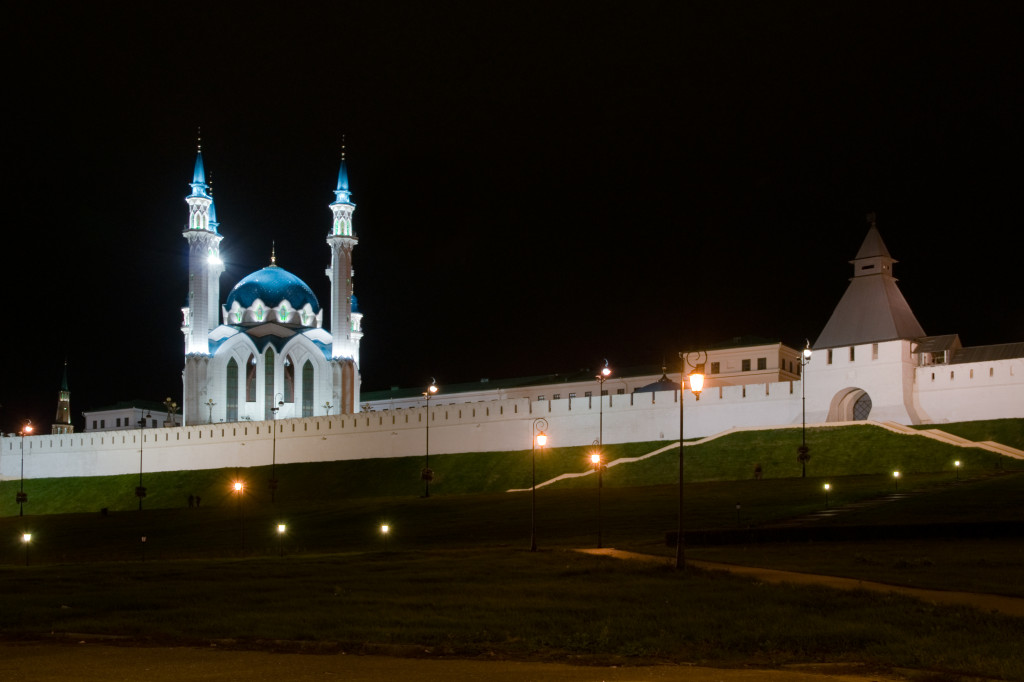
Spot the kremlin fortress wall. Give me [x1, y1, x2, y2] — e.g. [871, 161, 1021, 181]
[4, 347, 1021, 482]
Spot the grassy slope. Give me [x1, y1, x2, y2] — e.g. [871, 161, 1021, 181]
[2, 420, 1020, 516]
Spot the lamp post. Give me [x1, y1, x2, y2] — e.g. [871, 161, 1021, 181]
[530, 417, 548, 552]
[798, 341, 813, 478]
[22, 533, 32, 567]
[270, 394, 283, 501]
[323, 401, 333, 415]
[205, 398, 216, 424]
[422, 379, 438, 498]
[136, 412, 152, 510]
[234, 480, 245, 552]
[893, 471, 900, 491]
[954, 460, 961, 481]
[163, 397, 178, 427]
[676, 351, 706, 570]
[823, 483, 831, 508]
[590, 450, 604, 548]
[17, 421, 33, 516]
[381, 523, 390, 552]
[596, 360, 611, 451]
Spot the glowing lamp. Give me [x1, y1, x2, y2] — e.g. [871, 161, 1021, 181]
[24, 425, 33, 434]
[823, 483, 830, 491]
[207, 253, 223, 266]
[233, 481, 243, 492]
[601, 366, 611, 378]
[689, 372, 705, 395]
[22, 533, 32, 543]
[803, 347, 813, 360]
[954, 460, 961, 468]
[536, 432, 547, 448]
[380, 524, 389, 534]
[591, 453, 601, 465]
[427, 384, 438, 395]
[893, 471, 900, 478]
[277, 524, 286, 534]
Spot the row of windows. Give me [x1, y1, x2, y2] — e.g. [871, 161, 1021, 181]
[93, 418, 159, 430]
[826, 344, 881, 364]
[537, 389, 620, 401]
[930, 367, 1003, 381]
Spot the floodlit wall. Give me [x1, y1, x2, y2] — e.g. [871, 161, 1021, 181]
[915, 358, 1024, 423]
[3, 365, 1021, 483]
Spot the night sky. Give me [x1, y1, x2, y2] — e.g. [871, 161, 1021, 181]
[6, 2, 1023, 433]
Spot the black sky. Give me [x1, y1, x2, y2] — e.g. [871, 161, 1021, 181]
[5, 1, 1023, 433]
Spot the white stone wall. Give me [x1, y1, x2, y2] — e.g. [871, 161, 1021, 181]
[3, 364, 1021, 482]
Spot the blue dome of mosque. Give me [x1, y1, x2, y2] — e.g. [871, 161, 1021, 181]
[225, 265, 320, 313]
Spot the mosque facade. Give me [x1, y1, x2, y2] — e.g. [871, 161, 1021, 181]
[179, 147, 363, 426]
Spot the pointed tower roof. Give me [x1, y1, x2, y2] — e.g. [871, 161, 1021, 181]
[332, 140, 353, 205]
[61, 359, 69, 391]
[813, 215, 925, 349]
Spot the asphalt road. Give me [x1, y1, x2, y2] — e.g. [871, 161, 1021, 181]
[0, 642, 901, 681]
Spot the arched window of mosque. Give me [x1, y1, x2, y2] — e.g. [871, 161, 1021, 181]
[302, 361, 314, 417]
[279, 304, 289, 323]
[255, 305, 264, 322]
[284, 356, 295, 403]
[264, 348, 276, 418]
[245, 354, 257, 402]
[226, 358, 239, 422]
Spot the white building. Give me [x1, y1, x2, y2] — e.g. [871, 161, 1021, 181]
[179, 144, 363, 425]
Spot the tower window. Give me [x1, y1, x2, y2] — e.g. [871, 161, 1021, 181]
[827, 349, 833, 365]
[849, 346, 856, 361]
[741, 359, 751, 372]
[872, 343, 879, 360]
[757, 358, 767, 370]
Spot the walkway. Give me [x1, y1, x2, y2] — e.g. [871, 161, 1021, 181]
[576, 548, 1024, 618]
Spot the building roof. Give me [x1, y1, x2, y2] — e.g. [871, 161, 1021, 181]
[950, 342, 1024, 364]
[225, 264, 320, 313]
[914, 334, 961, 353]
[814, 224, 925, 349]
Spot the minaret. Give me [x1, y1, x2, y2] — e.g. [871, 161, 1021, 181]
[52, 360, 74, 434]
[181, 134, 224, 425]
[325, 143, 361, 413]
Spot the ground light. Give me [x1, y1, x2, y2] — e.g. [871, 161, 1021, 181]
[380, 524, 390, 552]
[955, 460, 961, 480]
[893, 471, 900, 491]
[277, 523, 287, 557]
[823, 482, 831, 508]
[22, 533, 32, 566]
[18, 421, 33, 516]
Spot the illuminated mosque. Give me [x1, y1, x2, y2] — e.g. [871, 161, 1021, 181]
[179, 145, 362, 426]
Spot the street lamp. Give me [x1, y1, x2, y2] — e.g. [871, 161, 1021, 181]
[270, 394, 284, 501]
[205, 398, 216, 424]
[276, 523, 287, 557]
[422, 379, 438, 498]
[22, 533, 32, 567]
[823, 483, 831, 508]
[893, 471, 900, 491]
[381, 523, 390, 552]
[798, 341, 813, 478]
[590, 450, 604, 548]
[323, 401, 333, 415]
[164, 397, 179, 427]
[530, 417, 548, 552]
[233, 480, 245, 552]
[596, 359, 611, 451]
[676, 350, 706, 570]
[954, 460, 961, 481]
[136, 412, 152, 510]
[17, 421, 33, 516]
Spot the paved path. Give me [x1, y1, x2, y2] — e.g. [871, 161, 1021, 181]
[0, 641, 902, 681]
[576, 548, 1024, 617]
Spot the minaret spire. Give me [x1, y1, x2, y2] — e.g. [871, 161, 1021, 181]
[181, 136, 225, 426]
[325, 140, 362, 413]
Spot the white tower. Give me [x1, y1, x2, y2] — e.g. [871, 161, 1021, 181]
[325, 148, 361, 413]
[181, 141, 224, 425]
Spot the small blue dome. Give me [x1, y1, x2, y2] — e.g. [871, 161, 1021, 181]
[226, 265, 320, 313]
